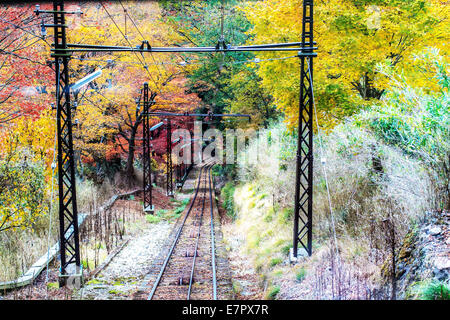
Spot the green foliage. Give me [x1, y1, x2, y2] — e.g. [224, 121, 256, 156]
[221, 182, 236, 219]
[0, 147, 46, 233]
[362, 60, 449, 165]
[211, 164, 222, 177]
[264, 212, 273, 223]
[145, 214, 161, 224]
[296, 267, 307, 283]
[269, 258, 283, 267]
[358, 52, 449, 208]
[278, 208, 293, 225]
[232, 280, 243, 295]
[47, 282, 59, 290]
[266, 285, 280, 300]
[225, 68, 278, 128]
[173, 198, 190, 216]
[281, 244, 292, 256]
[173, 207, 185, 216]
[162, 1, 278, 129]
[212, 164, 235, 178]
[156, 209, 168, 216]
[416, 281, 450, 300]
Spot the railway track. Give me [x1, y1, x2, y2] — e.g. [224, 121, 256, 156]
[143, 161, 221, 300]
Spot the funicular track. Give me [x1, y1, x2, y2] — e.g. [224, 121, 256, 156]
[140, 161, 224, 300]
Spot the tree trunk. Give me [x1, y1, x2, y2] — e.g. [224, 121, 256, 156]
[351, 73, 385, 100]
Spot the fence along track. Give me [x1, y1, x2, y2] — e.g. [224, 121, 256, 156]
[147, 161, 218, 300]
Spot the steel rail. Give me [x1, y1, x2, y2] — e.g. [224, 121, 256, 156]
[187, 164, 209, 300]
[147, 164, 205, 300]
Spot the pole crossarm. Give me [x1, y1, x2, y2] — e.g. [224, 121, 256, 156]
[146, 112, 251, 120]
[55, 42, 318, 54]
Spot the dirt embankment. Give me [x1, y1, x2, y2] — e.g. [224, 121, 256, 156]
[391, 210, 449, 299]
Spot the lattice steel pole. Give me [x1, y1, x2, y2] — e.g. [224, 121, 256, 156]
[142, 83, 154, 213]
[293, 0, 315, 259]
[166, 118, 174, 197]
[52, 0, 81, 282]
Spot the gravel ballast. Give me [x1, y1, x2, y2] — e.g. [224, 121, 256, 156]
[77, 221, 173, 300]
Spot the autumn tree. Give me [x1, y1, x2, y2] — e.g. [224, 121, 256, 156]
[0, 134, 46, 233]
[0, 5, 53, 124]
[69, 2, 200, 183]
[242, 0, 449, 128]
[0, 4, 56, 187]
[162, 0, 278, 129]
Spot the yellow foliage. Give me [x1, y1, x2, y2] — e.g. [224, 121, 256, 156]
[241, 0, 449, 129]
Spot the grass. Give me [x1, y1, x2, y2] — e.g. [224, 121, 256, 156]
[269, 258, 283, 267]
[266, 285, 280, 299]
[171, 198, 190, 218]
[281, 244, 292, 256]
[296, 267, 307, 283]
[47, 282, 59, 290]
[82, 259, 95, 270]
[156, 209, 168, 216]
[229, 181, 294, 290]
[221, 182, 236, 219]
[145, 214, 161, 224]
[108, 289, 124, 295]
[232, 280, 243, 295]
[86, 278, 104, 285]
[146, 199, 190, 224]
[416, 281, 450, 300]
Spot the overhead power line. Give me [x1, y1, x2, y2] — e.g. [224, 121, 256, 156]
[118, 0, 164, 80]
[100, 1, 161, 93]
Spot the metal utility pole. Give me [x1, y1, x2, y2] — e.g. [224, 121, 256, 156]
[166, 118, 174, 197]
[146, 111, 250, 200]
[47, 0, 81, 284]
[142, 83, 154, 213]
[45, 0, 316, 271]
[292, 0, 315, 259]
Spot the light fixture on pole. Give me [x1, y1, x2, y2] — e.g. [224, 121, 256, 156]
[70, 69, 102, 94]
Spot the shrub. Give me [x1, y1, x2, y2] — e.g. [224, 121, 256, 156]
[146, 214, 161, 224]
[156, 209, 168, 216]
[221, 182, 236, 219]
[266, 285, 280, 299]
[360, 53, 449, 209]
[269, 258, 283, 267]
[296, 267, 307, 282]
[174, 199, 190, 215]
[417, 281, 450, 300]
[0, 147, 46, 233]
[212, 163, 236, 178]
[281, 244, 291, 256]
